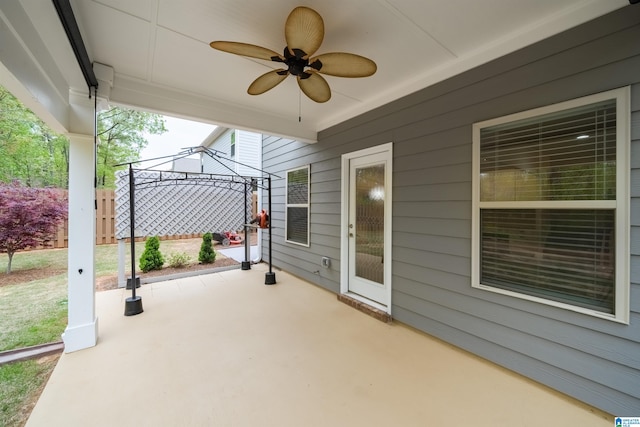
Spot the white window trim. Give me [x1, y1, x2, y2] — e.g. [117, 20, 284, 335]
[471, 86, 630, 324]
[285, 165, 310, 247]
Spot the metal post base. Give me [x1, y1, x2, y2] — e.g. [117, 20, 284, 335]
[126, 277, 141, 289]
[265, 272, 276, 285]
[241, 261, 251, 270]
[124, 296, 143, 316]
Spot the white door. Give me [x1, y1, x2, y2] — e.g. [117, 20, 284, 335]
[341, 143, 392, 310]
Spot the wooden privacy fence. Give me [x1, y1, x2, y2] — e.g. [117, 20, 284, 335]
[96, 189, 116, 245]
[49, 190, 258, 249]
[50, 190, 116, 248]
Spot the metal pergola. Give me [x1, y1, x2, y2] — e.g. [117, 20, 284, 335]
[116, 146, 279, 316]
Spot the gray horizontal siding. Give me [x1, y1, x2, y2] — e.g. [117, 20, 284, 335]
[393, 217, 470, 239]
[391, 305, 640, 413]
[393, 182, 470, 202]
[393, 290, 639, 394]
[262, 134, 343, 294]
[262, 6, 640, 415]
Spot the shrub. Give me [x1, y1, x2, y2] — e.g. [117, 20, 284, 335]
[0, 182, 67, 274]
[139, 236, 164, 272]
[198, 233, 216, 264]
[167, 252, 191, 268]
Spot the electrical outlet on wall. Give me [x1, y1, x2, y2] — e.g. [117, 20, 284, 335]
[321, 257, 331, 268]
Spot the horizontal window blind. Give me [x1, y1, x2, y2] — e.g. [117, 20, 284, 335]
[287, 168, 309, 204]
[286, 207, 308, 245]
[480, 99, 616, 201]
[480, 209, 615, 313]
[286, 166, 309, 245]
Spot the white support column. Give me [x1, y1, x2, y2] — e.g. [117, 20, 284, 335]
[62, 65, 113, 352]
[118, 239, 126, 287]
[62, 133, 98, 352]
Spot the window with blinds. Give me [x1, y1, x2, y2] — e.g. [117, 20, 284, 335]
[285, 166, 310, 246]
[472, 87, 630, 322]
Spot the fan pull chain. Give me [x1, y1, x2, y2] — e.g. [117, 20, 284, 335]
[298, 89, 302, 122]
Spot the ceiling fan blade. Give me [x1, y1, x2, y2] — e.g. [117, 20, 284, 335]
[248, 69, 289, 95]
[297, 71, 331, 103]
[285, 7, 324, 58]
[309, 53, 377, 77]
[210, 41, 284, 61]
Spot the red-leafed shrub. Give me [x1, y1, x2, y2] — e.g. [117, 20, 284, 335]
[0, 182, 67, 273]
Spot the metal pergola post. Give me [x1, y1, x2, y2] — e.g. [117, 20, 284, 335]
[265, 175, 276, 285]
[241, 180, 251, 270]
[124, 164, 143, 316]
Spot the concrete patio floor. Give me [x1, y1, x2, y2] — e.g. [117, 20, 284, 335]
[27, 264, 613, 426]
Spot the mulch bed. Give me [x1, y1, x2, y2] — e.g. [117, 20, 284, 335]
[95, 257, 239, 291]
[1, 259, 240, 291]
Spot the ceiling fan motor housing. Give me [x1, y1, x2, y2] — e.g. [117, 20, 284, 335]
[276, 47, 317, 79]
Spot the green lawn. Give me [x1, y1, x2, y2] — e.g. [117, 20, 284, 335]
[0, 358, 58, 427]
[0, 240, 207, 352]
[5, 241, 154, 278]
[0, 275, 68, 351]
[0, 238, 207, 427]
[1, 242, 143, 352]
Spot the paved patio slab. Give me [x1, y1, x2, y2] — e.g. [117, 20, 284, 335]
[27, 264, 612, 426]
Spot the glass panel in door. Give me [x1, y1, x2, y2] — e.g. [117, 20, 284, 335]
[354, 164, 385, 284]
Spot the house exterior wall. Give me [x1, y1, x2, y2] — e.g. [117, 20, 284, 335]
[172, 157, 201, 173]
[202, 128, 234, 175]
[261, 7, 640, 415]
[202, 129, 262, 177]
[236, 129, 262, 177]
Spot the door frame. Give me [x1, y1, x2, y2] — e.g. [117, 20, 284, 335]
[340, 142, 393, 314]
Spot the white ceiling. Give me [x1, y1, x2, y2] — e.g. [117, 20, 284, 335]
[19, 0, 629, 142]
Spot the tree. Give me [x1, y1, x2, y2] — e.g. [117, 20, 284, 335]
[97, 107, 166, 188]
[0, 86, 69, 188]
[0, 182, 68, 273]
[1, 85, 167, 189]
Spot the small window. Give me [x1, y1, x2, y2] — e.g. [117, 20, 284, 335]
[230, 132, 236, 159]
[472, 87, 630, 323]
[286, 166, 310, 246]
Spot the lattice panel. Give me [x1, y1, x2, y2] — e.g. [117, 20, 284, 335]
[115, 170, 252, 239]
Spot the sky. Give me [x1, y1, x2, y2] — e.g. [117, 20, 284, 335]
[139, 115, 217, 170]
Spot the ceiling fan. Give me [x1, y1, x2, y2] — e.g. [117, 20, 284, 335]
[210, 6, 376, 103]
